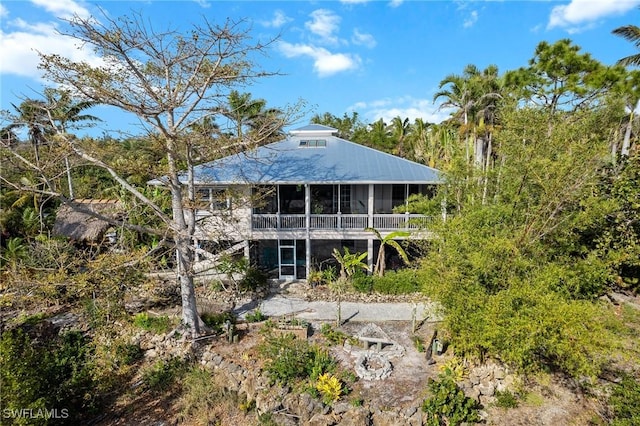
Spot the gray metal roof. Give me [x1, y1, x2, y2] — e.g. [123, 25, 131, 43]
[186, 125, 442, 185]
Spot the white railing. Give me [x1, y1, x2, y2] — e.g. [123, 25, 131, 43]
[252, 214, 278, 229]
[373, 214, 431, 230]
[252, 213, 430, 230]
[281, 215, 305, 229]
[310, 214, 337, 229]
[339, 214, 368, 229]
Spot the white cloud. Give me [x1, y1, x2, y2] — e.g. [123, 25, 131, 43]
[261, 10, 292, 28]
[463, 10, 478, 28]
[1, 18, 102, 79]
[351, 29, 376, 48]
[340, 0, 370, 4]
[548, 0, 640, 31]
[278, 41, 360, 77]
[305, 9, 341, 44]
[349, 97, 451, 124]
[0, 4, 8, 18]
[389, 0, 404, 8]
[30, 0, 91, 19]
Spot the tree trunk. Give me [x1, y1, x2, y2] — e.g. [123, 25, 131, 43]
[175, 237, 200, 336]
[621, 101, 637, 157]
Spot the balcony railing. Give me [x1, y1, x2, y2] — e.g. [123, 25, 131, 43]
[252, 213, 431, 230]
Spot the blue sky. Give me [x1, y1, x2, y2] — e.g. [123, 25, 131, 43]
[1, 0, 639, 136]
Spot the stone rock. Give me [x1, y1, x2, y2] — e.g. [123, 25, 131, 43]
[478, 378, 495, 396]
[270, 413, 298, 426]
[308, 413, 337, 426]
[467, 387, 481, 402]
[407, 409, 423, 426]
[402, 406, 417, 419]
[255, 385, 288, 414]
[282, 392, 324, 422]
[479, 394, 496, 407]
[332, 402, 351, 415]
[372, 409, 402, 426]
[337, 407, 370, 426]
[493, 367, 506, 380]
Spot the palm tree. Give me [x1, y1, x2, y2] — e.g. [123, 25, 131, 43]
[613, 24, 640, 67]
[365, 228, 410, 276]
[222, 91, 284, 146]
[43, 88, 100, 198]
[389, 116, 411, 157]
[10, 99, 50, 164]
[368, 118, 392, 152]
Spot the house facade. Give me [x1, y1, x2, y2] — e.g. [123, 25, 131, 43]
[184, 124, 442, 280]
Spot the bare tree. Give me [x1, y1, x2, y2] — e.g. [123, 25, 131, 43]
[31, 10, 298, 335]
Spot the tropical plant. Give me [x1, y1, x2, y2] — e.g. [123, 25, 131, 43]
[332, 247, 368, 278]
[365, 228, 410, 276]
[613, 23, 640, 67]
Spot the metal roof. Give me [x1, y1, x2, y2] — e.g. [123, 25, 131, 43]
[186, 125, 442, 185]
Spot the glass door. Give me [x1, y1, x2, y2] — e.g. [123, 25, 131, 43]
[278, 240, 296, 280]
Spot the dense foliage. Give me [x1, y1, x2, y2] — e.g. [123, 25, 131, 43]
[1, 15, 639, 423]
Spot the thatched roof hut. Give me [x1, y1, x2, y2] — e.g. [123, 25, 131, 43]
[53, 199, 124, 244]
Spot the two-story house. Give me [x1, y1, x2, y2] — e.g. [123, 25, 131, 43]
[183, 124, 442, 280]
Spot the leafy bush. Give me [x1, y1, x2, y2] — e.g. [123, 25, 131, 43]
[245, 309, 267, 323]
[316, 373, 343, 404]
[132, 313, 173, 334]
[495, 390, 519, 409]
[258, 334, 336, 386]
[0, 328, 98, 424]
[114, 341, 144, 366]
[439, 356, 468, 382]
[351, 269, 373, 293]
[320, 323, 349, 345]
[609, 374, 640, 426]
[422, 370, 480, 426]
[142, 357, 186, 392]
[372, 269, 420, 294]
[240, 267, 268, 292]
[201, 311, 235, 334]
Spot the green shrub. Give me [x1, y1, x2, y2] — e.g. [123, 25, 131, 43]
[372, 269, 420, 294]
[609, 374, 640, 426]
[320, 323, 349, 345]
[351, 270, 373, 293]
[422, 370, 480, 426]
[241, 267, 268, 292]
[142, 357, 186, 392]
[201, 311, 235, 334]
[114, 341, 144, 366]
[132, 312, 173, 334]
[495, 390, 519, 408]
[245, 309, 267, 323]
[258, 334, 336, 386]
[0, 328, 98, 424]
